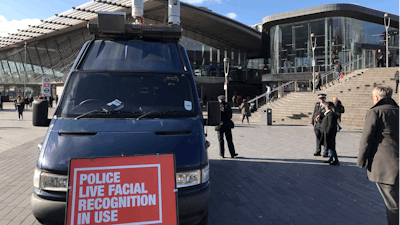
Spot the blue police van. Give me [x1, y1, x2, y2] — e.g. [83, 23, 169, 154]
[31, 11, 220, 225]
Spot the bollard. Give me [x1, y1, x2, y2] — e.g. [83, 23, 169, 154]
[32, 99, 49, 126]
[261, 108, 273, 126]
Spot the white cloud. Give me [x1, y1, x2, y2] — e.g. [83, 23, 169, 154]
[0, 15, 41, 37]
[226, 12, 237, 19]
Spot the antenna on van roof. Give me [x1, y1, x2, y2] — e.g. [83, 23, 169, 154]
[87, 1, 182, 41]
[132, 0, 143, 25]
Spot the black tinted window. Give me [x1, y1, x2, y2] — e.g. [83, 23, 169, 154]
[80, 41, 184, 73]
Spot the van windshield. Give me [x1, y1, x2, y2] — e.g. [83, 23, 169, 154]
[57, 72, 197, 119]
[80, 41, 184, 73]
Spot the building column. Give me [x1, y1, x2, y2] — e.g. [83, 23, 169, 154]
[325, 18, 328, 72]
[372, 50, 376, 68]
[277, 82, 282, 98]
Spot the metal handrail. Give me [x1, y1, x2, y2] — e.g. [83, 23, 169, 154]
[248, 57, 368, 109]
[309, 57, 365, 86]
[248, 80, 295, 106]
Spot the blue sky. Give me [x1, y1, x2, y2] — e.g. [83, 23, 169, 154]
[0, 0, 398, 36]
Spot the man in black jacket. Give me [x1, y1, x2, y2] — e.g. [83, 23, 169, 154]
[311, 94, 328, 157]
[333, 97, 343, 131]
[377, 49, 384, 67]
[395, 70, 399, 93]
[358, 85, 399, 225]
[216, 95, 238, 159]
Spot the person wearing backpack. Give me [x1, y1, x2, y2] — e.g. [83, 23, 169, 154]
[333, 97, 344, 131]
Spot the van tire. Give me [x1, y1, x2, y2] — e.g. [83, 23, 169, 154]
[198, 212, 208, 225]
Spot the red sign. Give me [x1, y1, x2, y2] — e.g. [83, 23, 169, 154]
[43, 83, 50, 87]
[66, 154, 178, 225]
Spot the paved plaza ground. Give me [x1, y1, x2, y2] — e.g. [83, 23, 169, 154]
[0, 102, 388, 224]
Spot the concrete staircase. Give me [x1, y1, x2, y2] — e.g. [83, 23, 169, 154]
[258, 67, 399, 128]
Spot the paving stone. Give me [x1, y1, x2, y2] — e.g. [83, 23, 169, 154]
[0, 102, 390, 224]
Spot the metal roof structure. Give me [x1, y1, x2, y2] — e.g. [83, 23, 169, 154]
[0, 0, 139, 48]
[0, 0, 261, 55]
[0, 0, 262, 88]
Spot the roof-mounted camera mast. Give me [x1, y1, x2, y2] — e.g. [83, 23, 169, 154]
[87, 0, 182, 42]
[132, 0, 144, 25]
[168, 0, 181, 25]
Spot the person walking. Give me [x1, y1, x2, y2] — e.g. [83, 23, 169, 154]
[311, 94, 328, 157]
[388, 51, 393, 67]
[49, 95, 54, 108]
[24, 96, 29, 110]
[335, 62, 342, 83]
[315, 72, 322, 91]
[266, 84, 271, 104]
[216, 95, 238, 159]
[16, 96, 25, 121]
[317, 102, 339, 165]
[232, 94, 237, 107]
[333, 97, 343, 131]
[395, 70, 399, 94]
[357, 85, 399, 225]
[239, 98, 250, 125]
[377, 49, 384, 67]
[29, 94, 33, 107]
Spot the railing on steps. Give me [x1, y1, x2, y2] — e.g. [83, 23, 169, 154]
[247, 57, 379, 111]
[248, 80, 296, 108]
[307, 57, 369, 89]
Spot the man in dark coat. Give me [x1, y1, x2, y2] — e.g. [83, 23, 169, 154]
[357, 85, 399, 225]
[320, 102, 339, 165]
[377, 49, 384, 67]
[315, 72, 321, 91]
[333, 97, 343, 131]
[311, 94, 328, 157]
[395, 70, 399, 94]
[388, 51, 393, 67]
[239, 98, 250, 125]
[216, 95, 238, 159]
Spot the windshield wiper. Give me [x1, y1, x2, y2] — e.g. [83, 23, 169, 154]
[136, 110, 189, 120]
[75, 110, 137, 120]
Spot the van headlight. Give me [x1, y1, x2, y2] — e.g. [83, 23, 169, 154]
[201, 164, 210, 183]
[176, 164, 209, 188]
[33, 168, 68, 192]
[176, 170, 200, 188]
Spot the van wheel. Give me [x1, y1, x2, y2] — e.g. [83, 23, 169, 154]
[198, 212, 208, 225]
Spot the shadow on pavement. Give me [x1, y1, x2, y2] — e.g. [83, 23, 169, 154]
[208, 159, 386, 225]
[223, 156, 357, 166]
[0, 127, 27, 129]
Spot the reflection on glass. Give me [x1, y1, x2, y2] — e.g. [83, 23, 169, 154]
[268, 16, 398, 74]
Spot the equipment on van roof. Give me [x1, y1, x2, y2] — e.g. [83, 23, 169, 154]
[88, 0, 182, 42]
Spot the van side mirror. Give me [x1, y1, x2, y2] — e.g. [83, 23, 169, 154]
[32, 99, 51, 127]
[204, 101, 221, 126]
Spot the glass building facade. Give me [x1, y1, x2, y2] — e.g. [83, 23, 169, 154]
[0, 17, 262, 99]
[0, 18, 259, 85]
[267, 17, 399, 74]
